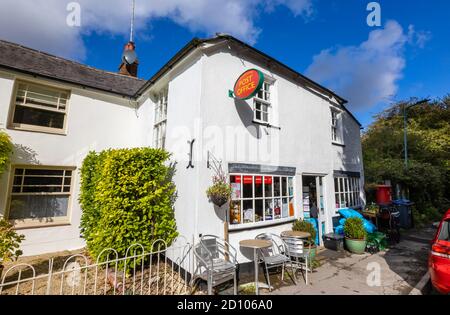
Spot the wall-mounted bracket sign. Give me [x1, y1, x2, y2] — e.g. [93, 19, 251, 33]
[231, 69, 265, 100]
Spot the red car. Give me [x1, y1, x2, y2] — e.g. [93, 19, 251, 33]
[429, 209, 450, 294]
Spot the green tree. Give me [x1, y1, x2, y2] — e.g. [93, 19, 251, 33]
[363, 96, 450, 222]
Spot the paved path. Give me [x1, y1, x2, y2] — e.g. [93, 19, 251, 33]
[265, 226, 436, 295]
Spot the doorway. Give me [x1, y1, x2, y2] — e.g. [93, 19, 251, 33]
[302, 175, 326, 246]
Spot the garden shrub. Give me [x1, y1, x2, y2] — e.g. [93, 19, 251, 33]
[0, 130, 13, 176]
[79, 150, 108, 240]
[413, 204, 442, 227]
[79, 148, 178, 267]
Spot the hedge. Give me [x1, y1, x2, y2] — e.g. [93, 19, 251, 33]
[79, 148, 178, 266]
[0, 130, 13, 176]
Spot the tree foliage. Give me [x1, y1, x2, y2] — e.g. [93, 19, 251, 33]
[79, 148, 178, 267]
[362, 96, 450, 220]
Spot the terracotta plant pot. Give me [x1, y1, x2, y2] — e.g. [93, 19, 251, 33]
[345, 238, 367, 255]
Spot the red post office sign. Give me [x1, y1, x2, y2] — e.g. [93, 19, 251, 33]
[233, 69, 265, 100]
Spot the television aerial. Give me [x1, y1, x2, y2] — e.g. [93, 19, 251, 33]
[122, 0, 137, 65]
[122, 49, 137, 65]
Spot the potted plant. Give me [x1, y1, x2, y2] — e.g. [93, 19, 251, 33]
[292, 219, 317, 260]
[364, 203, 379, 215]
[206, 171, 232, 207]
[0, 219, 25, 278]
[344, 217, 367, 254]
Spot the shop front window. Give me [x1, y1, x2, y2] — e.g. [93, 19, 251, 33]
[334, 176, 361, 209]
[230, 174, 295, 226]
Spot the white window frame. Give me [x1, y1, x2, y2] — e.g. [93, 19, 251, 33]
[8, 80, 70, 135]
[334, 176, 361, 209]
[229, 173, 296, 230]
[153, 88, 168, 149]
[6, 165, 76, 229]
[331, 108, 343, 145]
[253, 81, 272, 125]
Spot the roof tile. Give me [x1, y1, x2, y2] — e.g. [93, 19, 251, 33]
[0, 40, 146, 97]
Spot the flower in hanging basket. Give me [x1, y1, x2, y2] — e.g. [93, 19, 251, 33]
[206, 174, 232, 207]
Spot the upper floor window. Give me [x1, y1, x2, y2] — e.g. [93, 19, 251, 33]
[10, 81, 70, 134]
[331, 109, 342, 144]
[253, 81, 272, 124]
[154, 88, 168, 149]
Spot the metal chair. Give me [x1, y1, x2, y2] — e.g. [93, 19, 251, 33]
[193, 235, 238, 295]
[255, 233, 296, 291]
[281, 236, 311, 285]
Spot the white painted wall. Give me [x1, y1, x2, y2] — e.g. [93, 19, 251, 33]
[332, 111, 366, 210]
[0, 71, 150, 256]
[163, 52, 206, 246]
[165, 45, 365, 261]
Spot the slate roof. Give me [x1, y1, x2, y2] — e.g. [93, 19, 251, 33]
[0, 39, 146, 97]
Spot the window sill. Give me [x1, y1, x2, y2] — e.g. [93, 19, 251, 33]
[335, 205, 363, 212]
[332, 141, 345, 147]
[229, 217, 296, 232]
[11, 220, 71, 230]
[8, 124, 67, 136]
[252, 120, 281, 130]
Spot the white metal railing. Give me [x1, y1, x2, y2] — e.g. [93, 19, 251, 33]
[0, 237, 193, 296]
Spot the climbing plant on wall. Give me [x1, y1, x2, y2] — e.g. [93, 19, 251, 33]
[0, 130, 13, 176]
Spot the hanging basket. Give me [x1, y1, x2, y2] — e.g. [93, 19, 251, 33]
[209, 194, 229, 207]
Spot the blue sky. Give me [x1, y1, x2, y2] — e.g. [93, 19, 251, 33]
[0, 0, 448, 128]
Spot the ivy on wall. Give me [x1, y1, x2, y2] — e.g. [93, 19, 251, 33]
[0, 130, 13, 176]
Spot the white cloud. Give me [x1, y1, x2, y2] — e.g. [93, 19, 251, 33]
[306, 21, 421, 111]
[0, 0, 312, 60]
[263, 0, 313, 16]
[0, 1, 86, 60]
[407, 25, 432, 49]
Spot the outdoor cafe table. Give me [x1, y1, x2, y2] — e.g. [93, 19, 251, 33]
[239, 239, 272, 295]
[281, 230, 311, 239]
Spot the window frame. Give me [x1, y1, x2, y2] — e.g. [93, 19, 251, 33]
[334, 176, 361, 210]
[153, 88, 168, 149]
[253, 81, 272, 125]
[331, 108, 343, 145]
[8, 80, 71, 135]
[6, 165, 76, 229]
[229, 173, 296, 230]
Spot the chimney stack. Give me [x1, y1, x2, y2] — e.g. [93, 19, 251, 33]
[118, 41, 139, 77]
